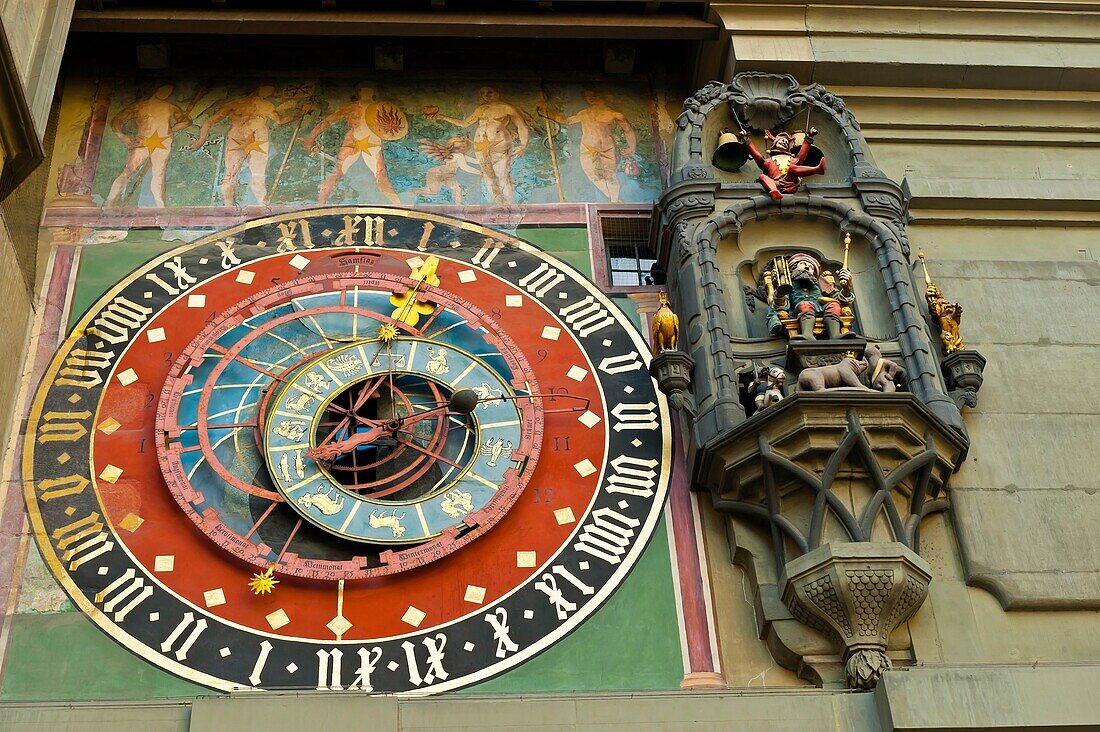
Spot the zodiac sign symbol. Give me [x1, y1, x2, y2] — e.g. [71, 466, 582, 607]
[279, 453, 292, 482]
[326, 353, 362, 377]
[371, 352, 407, 369]
[304, 371, 330, 391]
[440, 489, 474, 519]
[274, 420, 307, 441]
[294, 449, 306, 479]
[285, 392, 316, 413]
[426, 347, 449, 375]
[480, 437, 514, 468]
[472, 382, 504, 408]
[297, 487, 344, 516]
[369, 509, 407, 538]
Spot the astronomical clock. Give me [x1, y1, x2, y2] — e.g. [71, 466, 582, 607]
[24, 208, 670, 693]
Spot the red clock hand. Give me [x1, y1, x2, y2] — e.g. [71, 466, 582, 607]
[306, 425, 388, 461]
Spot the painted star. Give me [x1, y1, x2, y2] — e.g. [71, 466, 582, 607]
[247, 566, 279, 595]
[142, 132, 169, 154]
[349, 136, 379, 154]
[233, 133, 267, 155]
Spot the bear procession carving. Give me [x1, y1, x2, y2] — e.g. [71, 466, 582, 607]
[648, 73, 988, 689]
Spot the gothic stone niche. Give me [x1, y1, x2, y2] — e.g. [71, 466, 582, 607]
[699, 393, 964, 687]
[657, 72, 975, 690]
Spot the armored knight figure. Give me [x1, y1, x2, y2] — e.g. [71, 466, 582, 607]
[740, 127, 826, 201]
[764, 253, 855, 340]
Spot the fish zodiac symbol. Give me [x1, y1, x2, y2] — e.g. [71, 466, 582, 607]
[479, 437, 514, 468]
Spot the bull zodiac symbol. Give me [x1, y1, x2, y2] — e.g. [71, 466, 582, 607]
[440, 489, 474, 519]
[285, 392, 316, 413]
[304, 371, 330, 391]
[369, 509, 407, 538]
[326, 353, 362, 376]
[479, 437, 514, 468]
[274, 420, 307, 441]
[425, 347, 450, 375]
[297, 487, 344, 516]
[472, 382, 504, 408]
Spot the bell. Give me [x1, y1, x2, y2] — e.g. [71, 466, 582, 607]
[712, 130, 749, 172]
[792, 131, 825, 168]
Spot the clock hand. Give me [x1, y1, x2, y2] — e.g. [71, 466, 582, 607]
[306, 390, 479, 461]
[306, 425, 388, 461]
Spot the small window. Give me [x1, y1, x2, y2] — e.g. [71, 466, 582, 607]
[601, 215, 656, 287]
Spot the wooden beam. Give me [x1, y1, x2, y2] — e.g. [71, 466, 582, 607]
[0, 21, 44, 200]
[70, 9, 718, 40]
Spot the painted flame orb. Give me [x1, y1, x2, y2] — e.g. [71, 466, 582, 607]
[24, 208, 670, 693]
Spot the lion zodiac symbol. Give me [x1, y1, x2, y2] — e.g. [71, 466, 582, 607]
[472, 382, 504, 409]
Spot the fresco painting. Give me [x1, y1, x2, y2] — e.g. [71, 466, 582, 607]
[74, 76, 663, 209]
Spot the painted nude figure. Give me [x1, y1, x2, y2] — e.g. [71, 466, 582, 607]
[303, 85, 406, 205]
[740, 127, 825, 201]
[409, 137, 481, 204]
[431, 87, 529, 204]
[537, 90, 637, 202]
[105, 84, 192, 207]
[188, 85, 311, 205]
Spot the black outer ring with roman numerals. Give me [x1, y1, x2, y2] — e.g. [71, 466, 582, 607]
[24, 207, 671, 693]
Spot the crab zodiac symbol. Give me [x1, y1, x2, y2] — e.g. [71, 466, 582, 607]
[480, 437, 514, 468]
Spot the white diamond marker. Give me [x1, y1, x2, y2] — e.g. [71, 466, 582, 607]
[574, 459, 596, 477]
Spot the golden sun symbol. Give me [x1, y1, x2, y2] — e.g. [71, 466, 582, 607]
[378, 323, 399, 343]
[248, 566, 279, 596]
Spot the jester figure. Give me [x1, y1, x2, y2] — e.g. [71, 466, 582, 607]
[766, 253, 855, 340]
[740, 127, 825, 201]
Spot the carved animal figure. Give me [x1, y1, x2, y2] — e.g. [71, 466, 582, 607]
[651, 290, 679, 355]
[298, 489, 344, 516]
[863, 344, 906, 393]
[440, 489, 474, 519]
[796, 356, 870, 392]
[369, 509, 407, 538]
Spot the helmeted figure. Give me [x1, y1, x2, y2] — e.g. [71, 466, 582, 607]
[741, 127, 825, 200]
[767, 253, 854, 340]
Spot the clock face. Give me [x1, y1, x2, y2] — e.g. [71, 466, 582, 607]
[24, 208, 670, 693]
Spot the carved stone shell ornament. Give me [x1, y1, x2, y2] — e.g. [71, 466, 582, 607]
[727, 73, 802, 131]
